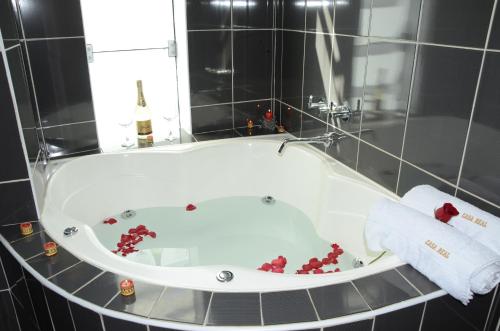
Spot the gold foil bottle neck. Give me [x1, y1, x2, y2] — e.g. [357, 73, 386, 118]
[136, 80, 147, 107]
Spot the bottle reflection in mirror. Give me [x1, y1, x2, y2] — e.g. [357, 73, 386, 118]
[118, 108, 135, 148]
[163, 110, 179, 142]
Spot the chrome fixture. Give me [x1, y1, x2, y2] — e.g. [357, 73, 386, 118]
[216, 270, 234, 283]
[63, 226, 79, 237]
[121, 210, 136, 219]
[278, 132, 345, 155]
[307, 95, 330, 112]
[352, 258, 364, 268]
[262, 196, 276, 205]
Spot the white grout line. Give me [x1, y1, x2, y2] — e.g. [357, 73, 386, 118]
[202, 292, 214, 326]
[100, 314, 107, 331]
[72, 270, 105, 294]
[370, 317, 376, 331]
[417, 302, 427, 331]
[5, 44, 20, 52]
[93, 47, 168, 54]
[191, 98, 272, 108]
[230, 0, 235, 131]
[20, 268, 41, 328]
[147, 287, 167, 318]
[299, 2, 307, 138]
[483, 285, 499, 331]
[41, 286, 57, 331]
[25, 36, 85, 42]
[46, 260, 83, 280]
[68, 299, 78, 330]
[7, 289, 22, 331]
[395, 0, 425, 195]
[306, 289, 321, 322]
[454, 0, 499, 197]
[103, 291, 121, 308]
[187, 28, 274, 32]
[394, 268, 424, 296]
[0, 178, 30, 185]
[41, 119, 96, 130]
[259, 292, 264, 326]
[350, 281, 373, 311]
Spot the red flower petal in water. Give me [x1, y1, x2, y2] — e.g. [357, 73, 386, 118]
[331, 258, 338, 264]
[148, 231, 157, 239]
[309, 257, 319, 264]
[112, 250, 118, 254]
[103, 218, 118, 225]
[327, 252, 337, 259]
[313, 268, 324, 274]
[334, 268, 340, 272]
[321, 257, 331, 265]
[326, 270, 333, 273]
[260, 263, 273, 271]
[331, 243, 340, 250]
[272, 267, 284, 273]
[302, 264, 313, 272]
[311, 260, 323, 269]
[186, 204, 197, 211]
[136, 225, 146, 231]
[120, 234, 130, 243]
[271, 256, 287, 268]
[335, 248, 344, 255]
[128, 228, 137, 234]
[297, 270, 309, 274]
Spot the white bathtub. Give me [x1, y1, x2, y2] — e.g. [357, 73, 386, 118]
[41, 137, 403, 292]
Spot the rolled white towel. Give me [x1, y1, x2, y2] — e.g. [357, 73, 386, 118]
[365, 198, 500, 305]
[401, 185, 500, 255]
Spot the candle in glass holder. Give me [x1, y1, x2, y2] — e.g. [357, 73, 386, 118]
[43, 242, 58, 256]
[120, 279, 135, 296]
[20, 222, 33, 236]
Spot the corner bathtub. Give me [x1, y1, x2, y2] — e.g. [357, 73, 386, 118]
[41, 137, 403, 292]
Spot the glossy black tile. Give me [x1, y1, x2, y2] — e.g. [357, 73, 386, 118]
[489, 5, 500, 49]
[236, 125, 277, 137]
[309, 282, 369, 320]
[357, 142, 399, 192]
[334, 0, 371, 36]
[281, 31, 304, 109]
[329, 36, 367, 134]
[74, 272, 120, 306]
[459, 52, 500, 206]
[0, 181, 37, 227]
[456, 190, 500, 218]
[306, 0, 334, 33]
[0, 243, 22, 287]
[283, 0, 305, 30]
[326, 125, 358, 169]
[234, 100, 273, 128]
[0, 291, 19, 331]
[188, 31, 232, 106]
[403, 45, 482, 183]
[27, 38, 94, 127]
[44, 288, 75, 331]
[150, 287, 211, 324]
[22, 128, 39, 161]
[106, 280, 163, 317]
[103, 316, 146, 331]
[0, 266, 7, 290]
[261, 290, 318, 325]
[324, 319, 373, 331]
[233, 0, 273, 29]
[418, 0, 494, 48]
[275, 0, 284, 29]
[49, 262, 102, 294]
[193, 129, 241, 141]
[397, 162, 455, 197]
[0, 222, 41, 244]
[0, 56, 29, 182]
[361, 41, 415, 155]
[275, 29, 283, 100]
[24, 270, 53, 331]
[280, 103, 302, 137]
[421, 293, 495, 331]
[396, 265, 440, 295]
[149, 326, 179, 331]
[353, 269, 420, 309]
[370, 0, 421, 40]
[27, 247, 80, 278]
[11, 277, 39, 331]
[485, 290, 500, 331]
[303, 32, 332, 120]
[374, 303, 424, 331]
[18, 0, 84, 38]
[0, 0, 19, 41]
[233, 30, 273, 101]
[206, 292, 261, 326]
[6, 46, 36, 129]
[302, 113, 327, 139]
[186, 0, 231, 30]
[69, 302, 104, 331]
[43, 122, 99, 158]
[191, 104, 233, 133]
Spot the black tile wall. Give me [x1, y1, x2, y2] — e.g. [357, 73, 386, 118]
[370, 0, 421, 40]
[0, 180, 37, 226]
[306, 0, 334, 33]
[43, 121, 99, 158]
[191, 103, 233, 134]
[233, 99, 273, 128]
[374, 303, 424, 331]
[334, 0, 371, 36]
[357, 142, 400, 191]
[24, 270, 53, 331]
[18, 0, 84, 38]
[103, 315, 147, 331]
[69, 301, 104, 331]
[324, 319, 373, 331]
[397, 162, 456, 197]
[418, 0, 494, 48]
[44, 288, 75, 331]
[281, 31, 304, 109]
[186, 0, 231, 30]
[283, 0, 305, 31]
[233, 30, 273, 101]
[233, 0, 273, 29]
[0, 0, 19, 41]
[0, 290, 19, 331]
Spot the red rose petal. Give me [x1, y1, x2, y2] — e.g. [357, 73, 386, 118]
[334, 268, 340, 272]
[335, 248, 344, 255]
[326, 270, 333, 273]
[272, 267, 284, 273]
[128, 228, 137, 234]
[322, 257, 331, 265]
[148, 231, 157, 238]
[311, 260, 323, 269]
[103, 218, 118, 225]
[261, 263, 273, 271]
[313, 268, 324, 274]
[327, 252, 338, 259]
[331, 243, 340, 250]
[297, 270, 309, 274]
[309, 257, 319, 264]
[331, 258, 338, 264]
[302, 264, 313, 271]
[186, 204, 197, 211]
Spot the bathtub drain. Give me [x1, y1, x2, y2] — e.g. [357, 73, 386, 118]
[216, 270, 234, 283]
[121, 210, 136, 219]
[352, 258, 364, 268]
[262, 196, 275, 205]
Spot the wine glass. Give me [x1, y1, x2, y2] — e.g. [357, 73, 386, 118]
[162, 110, 180, 142]
[118, 109, 135, 148]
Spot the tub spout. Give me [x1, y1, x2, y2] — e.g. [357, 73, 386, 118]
[278, 132, 345, 155]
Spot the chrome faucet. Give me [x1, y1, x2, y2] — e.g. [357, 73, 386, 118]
[307, 95, 330, 112]
[278, 132, 345, 155]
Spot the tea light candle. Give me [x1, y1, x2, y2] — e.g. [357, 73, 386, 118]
[43, 242, 57, 256]
[20, 222, 33, 236]
[120, 279, 135, 296]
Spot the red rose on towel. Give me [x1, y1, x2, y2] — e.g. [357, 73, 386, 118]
[435, 203, 459, 223]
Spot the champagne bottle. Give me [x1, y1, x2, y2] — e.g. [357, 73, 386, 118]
[135, 80, 153, 145]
